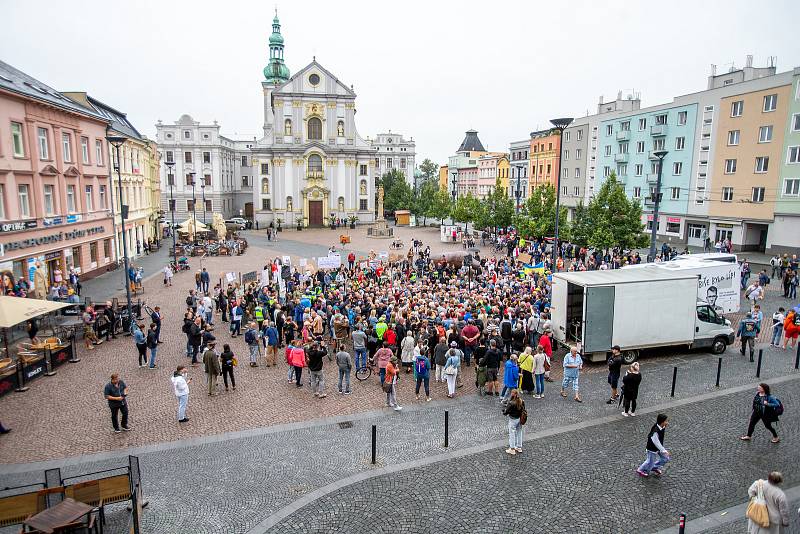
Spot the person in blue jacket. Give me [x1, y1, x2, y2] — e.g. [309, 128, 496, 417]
[500, 354, 520, 405]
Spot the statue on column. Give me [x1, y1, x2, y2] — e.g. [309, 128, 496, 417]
[377, 185, 385, 221]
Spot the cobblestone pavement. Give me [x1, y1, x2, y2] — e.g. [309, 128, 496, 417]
[264, 384, 800, 534]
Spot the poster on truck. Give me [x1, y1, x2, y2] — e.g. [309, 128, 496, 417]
[696, 263, 740, 314]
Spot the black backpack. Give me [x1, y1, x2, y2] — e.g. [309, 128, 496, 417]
[186, 296, 193, 307]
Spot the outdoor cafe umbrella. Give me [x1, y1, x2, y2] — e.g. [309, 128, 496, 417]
[0, 296, 71, 357]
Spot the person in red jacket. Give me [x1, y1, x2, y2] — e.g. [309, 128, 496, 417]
[289, 344, 306, 388]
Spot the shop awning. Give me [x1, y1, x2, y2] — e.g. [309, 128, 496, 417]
[0, 297, 71, 328]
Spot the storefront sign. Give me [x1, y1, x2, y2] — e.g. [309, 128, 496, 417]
[45, 251, 62, 260]
[2, 226, 106, 252]
[66, 214, 82, 224]
[43, 217, 63, 227]
[0, 220, 38, 233]
[23, 359, 47, 382]
[50, 345, 73, 369]
[667, 217, 681, 223]
[716, 223, 733, 229]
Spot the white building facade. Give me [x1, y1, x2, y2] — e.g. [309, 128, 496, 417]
[370, 132, 416, 186]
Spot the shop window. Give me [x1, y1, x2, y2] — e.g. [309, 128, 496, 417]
[103, 239, 111, 259]
[90, 242, 98, 264]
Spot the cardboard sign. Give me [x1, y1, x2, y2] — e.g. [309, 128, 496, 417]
[241, 271, 258, 284]
[225, 272, 237, 283]
[518, 253, 532, 264]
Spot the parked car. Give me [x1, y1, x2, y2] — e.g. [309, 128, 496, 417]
[225, 219, 246, 230]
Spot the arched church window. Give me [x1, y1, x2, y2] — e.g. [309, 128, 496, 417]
[284, 119, 292, 136]
[338, 197, 345, 211]
[359, 180, 367, 196]
[261, 178, 269, 194]
[308, 154, 323, 173]
[308, 117, 322, 140]
[286, 196, 293, 211]
[337, 121, 344, 137]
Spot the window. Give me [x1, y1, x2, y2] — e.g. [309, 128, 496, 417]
[655, 114, 667, 125]
[85, 186, 93, 211]
[696, 186, 705, 204]
[359, 199, 368, 211]
[755, 156, 769, 173]
[677, 111, 687, 125]
[673, 162, 683, 175]
[87, 242, 97, 264]
[758, 125, 773, 143]
[752, 187, 765, 203]
[604, 145, 611, 156]
[99, 185, 107, 209]
[62, 133, 72, 162]
[666, 220, 680, 234]
[183, 130, 190, 139]
[43, 185, 54, 215]
[0, 184, 5, 219]
[671, 187, 680, 200]
[634, 164, 643, 176]
[387, 158, 393, 169]
[620, 121, 630, 131]
[575, 168, 581, 178]
[185, 174, 194, 185]
[262, 199, 271, 210]
[261, 163, 269, 174]
[80, 137, 89, 163]
[66, 184, 76, 212]
[576, 149, 582, 159]
[37, 127, 49, 159]
[400, 158, 406, 169]
[675, 137, 685, 150]
[687, 224, 704, 239]
[577, 130, 583, 141]
[18, 184, 30, 217]
[203, 151, 211, 163]
[103, 239, 111, 259]
[636, 141, 645, 153]
[793, 113, 800, 132]
[205, 200, 212, 211]
[783, 179, 800, 196]
[564, 150, 569, 160]
[606, 125, 613, 136]
[307, 117, 322, 140]
[562, 185, 568, 196]
[788, 146, 800, 164]
[184, 151, 192, 163]
[241, 156, 248, 167]
[633, 187, 641, 199]
[763, 94, 777, 112]
[187, 199, 195, 211]
[619, 142, 628, 154]
[574, 186, 580, 196]
[731, 100, 744, 117]
[722, 187, 734, 201]
[308, 154, 323, 173]
[562, 168, 569, 179]
[638, 118, 646, 131]
[359, 164, 367, 176]
[617, 164, 627, 176]
[564, 131, 571, 141]
[727, 130, 740, 146]
[11, 122, 24, 157]
[165, 150, 173, 163]
[603, 166, 611, 177]
[724, 159, 737, 174]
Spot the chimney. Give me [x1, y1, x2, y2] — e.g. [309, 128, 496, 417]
[599, 95, 604, 105]
[710, 64, 716, 76]
[617, 90, 622, 100]
[746, 55, 753, 68]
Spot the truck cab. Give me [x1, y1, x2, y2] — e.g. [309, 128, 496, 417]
[693, 303, 735, 355]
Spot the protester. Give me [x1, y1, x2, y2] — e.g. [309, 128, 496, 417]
[220, 343, 237, 391]
[500, 354, 519, 404]
[103, 374, 130, 433]
[244, 322, 261, 367]
[306, 339, 328, 398]
[532, 346, 546, 398]
[621, 362, 642, 417]
[518, 347, 534, 395]
[503, 389, 525, 455]
[414, 349, 432, 401]
[444, 347, 461, 398]
[385, 356, 402, 411]
[336, 346, 353, 395]
[132, 322, 147, 368]
[561, 346, 583, 403]
[202, 341, 221, 396]
[172, 366, 191, 423]
[737, 312, 760, 359]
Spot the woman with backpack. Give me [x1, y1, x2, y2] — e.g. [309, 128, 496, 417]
[740, 383, 782, 443]
[219, 343, 236, 391]
[503, 389, 526, 455]
[413, 349, 431, 402]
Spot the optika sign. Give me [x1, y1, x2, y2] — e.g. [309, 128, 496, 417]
[2, 227, 105, 251]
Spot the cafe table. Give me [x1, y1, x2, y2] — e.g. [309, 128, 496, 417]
[24, 497, 94, 533]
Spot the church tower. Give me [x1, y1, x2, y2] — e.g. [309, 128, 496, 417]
[262, 11, 290, 135]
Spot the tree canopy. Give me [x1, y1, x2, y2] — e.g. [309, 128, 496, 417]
[572, 173, 648, 250]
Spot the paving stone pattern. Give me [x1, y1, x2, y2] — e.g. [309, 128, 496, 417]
[266, 386, 800, 534]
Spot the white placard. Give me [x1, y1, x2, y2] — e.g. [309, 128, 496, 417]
[225, 272, 237, 283]
[282, 255, 291, 265]
[317, 256, 341, 269]
[378, 251, 389, 259]
[299, 258, 307, 267]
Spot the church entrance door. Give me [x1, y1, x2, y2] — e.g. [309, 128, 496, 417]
[308, 201, 323, 226]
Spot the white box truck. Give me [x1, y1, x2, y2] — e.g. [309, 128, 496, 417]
[551, 268, 735, 363]
[623, 258, 741, 314]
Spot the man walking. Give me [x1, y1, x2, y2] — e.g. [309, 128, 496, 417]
[103, 374, 130, 433]
[637, 413, 670, 477]
[352, 324, 368, 370]
[606, 345, 623, 404]
[200, 268, 210, 293]
[203, 341, 221, 396]
[306, 339, 328, 398]
[264, 321, 279, 366]
[737, 311, 759, 359]
[244, 322, 261, 367]
[561, 346, 583, 403]
[336, 346, 353, 395]
[146, 323, 159, 369]
[484, 339, 502, 396]
[151, 306, 163, 343]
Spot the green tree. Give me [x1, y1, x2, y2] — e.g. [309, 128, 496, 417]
[429, 187, 453, 225]
[380, 169, 413, 212]
[570, 201, 592, 246]
[585, 173, 648, 250]
[451, 193, 479, 229]
[513, 183, 567, 239]
[414, 179, 438, 225]
[479, 178, 515, 230]
[418, 158, 439, 183]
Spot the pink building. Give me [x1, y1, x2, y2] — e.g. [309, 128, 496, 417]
[0, 60, 114, 285]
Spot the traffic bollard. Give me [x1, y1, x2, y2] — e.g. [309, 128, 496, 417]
[371, 425, 377, 465]
[678, 513, 686, 534]
[670, 367, 677, 397]
[444, 410, 449, 448]
[715, 357, 722, 387]
[756, 349, 763, 378]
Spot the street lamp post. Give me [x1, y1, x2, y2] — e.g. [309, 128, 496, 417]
[189, 172, 197, 245]
[165, 160, 177, 268]
[550, 117, 574, 264]
[450, 172, 458, 230]
[106, 135, 133, 327]
[648, 150, 669, 262]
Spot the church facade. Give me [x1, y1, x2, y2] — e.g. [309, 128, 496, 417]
[157, 13, 412, 227]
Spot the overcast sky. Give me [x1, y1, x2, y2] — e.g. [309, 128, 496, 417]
[3, 0, 797, 166]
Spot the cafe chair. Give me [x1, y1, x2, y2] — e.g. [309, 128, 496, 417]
[44, 337, 63, 346]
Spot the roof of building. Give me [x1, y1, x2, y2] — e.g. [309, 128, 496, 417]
[530, 128, 557, 138]
[0, 60, 107, 122]
[554, 266, 697, 285]
[457, 130, 486, 152]
[62, 92, 143, 140]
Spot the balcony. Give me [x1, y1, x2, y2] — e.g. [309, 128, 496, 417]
[306, 170, 324, 179]
[646, 173, 660, 184]
[616, 130, 630, 141]
[650, 124, 668, 137]
[614, 153, 629, 163]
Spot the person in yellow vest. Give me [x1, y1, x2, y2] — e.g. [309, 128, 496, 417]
[254, 304, 265, 330]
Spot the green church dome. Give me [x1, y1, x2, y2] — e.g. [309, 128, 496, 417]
[263, 11, 289, 83]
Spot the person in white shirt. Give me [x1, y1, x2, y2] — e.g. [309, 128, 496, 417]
[171, 366, 191, 423]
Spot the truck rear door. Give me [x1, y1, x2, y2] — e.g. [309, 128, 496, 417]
[584, 286, 615, 353]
